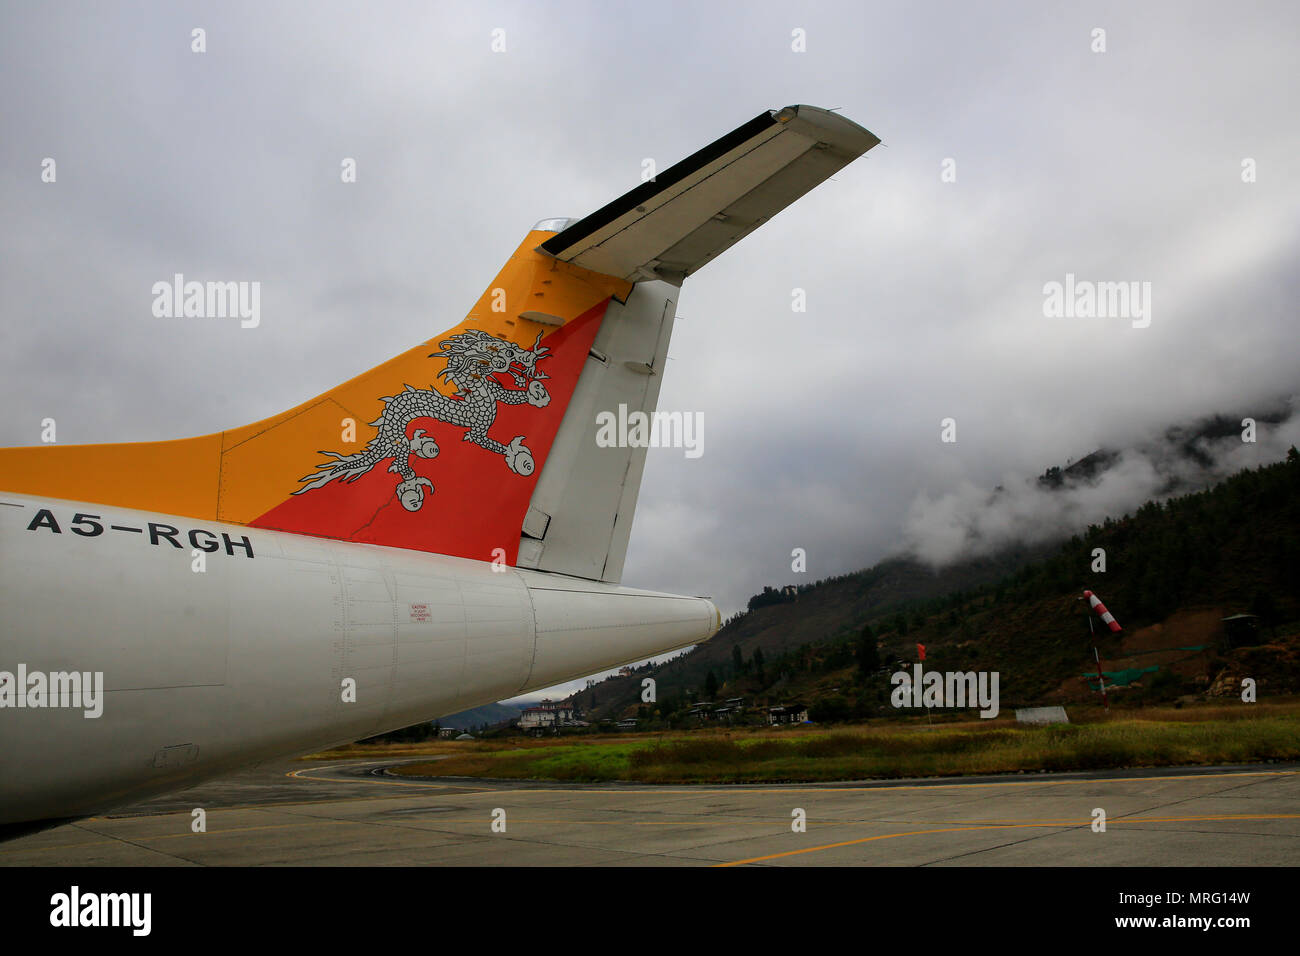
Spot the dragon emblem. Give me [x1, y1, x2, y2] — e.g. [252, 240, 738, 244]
[293, 329, 552, 512]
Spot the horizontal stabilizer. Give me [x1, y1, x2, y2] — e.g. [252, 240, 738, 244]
[538, 105, 880, 284]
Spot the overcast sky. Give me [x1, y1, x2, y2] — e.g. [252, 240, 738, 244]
[3, 2, 1298, 700]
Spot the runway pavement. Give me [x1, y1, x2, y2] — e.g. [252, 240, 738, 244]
[3, 760, 1298, 866]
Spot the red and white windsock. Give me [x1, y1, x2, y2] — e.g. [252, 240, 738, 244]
[1083, 590, 1122, 633]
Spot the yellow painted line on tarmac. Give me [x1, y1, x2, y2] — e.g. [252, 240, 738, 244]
[713, 813, 1300, 867]
[6, 768, 1291, 860]
[362, 768, 1300, 796]
[716, 825, 1016, 865]
[5, 810, 1296, 861]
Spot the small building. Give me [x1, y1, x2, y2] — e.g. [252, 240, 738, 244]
[518, 697, 580, 731]
[768, 703, 809, 725]
[437, 726, 460, 739]
[616, 718, 638, 730]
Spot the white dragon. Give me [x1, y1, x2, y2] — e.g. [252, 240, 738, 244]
[293, 329, 552, 512]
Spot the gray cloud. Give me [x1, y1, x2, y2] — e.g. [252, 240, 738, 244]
[902, 404, 1300, 567]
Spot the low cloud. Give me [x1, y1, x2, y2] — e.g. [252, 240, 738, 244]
[902, 403, 1300, 567]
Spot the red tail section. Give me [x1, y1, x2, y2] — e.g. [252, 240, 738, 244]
[252, 301, 607, 563]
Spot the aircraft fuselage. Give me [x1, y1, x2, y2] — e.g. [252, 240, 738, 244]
[0, 493, 716, 827]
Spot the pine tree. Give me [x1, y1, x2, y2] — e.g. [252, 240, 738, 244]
[857, 623, 880, 676]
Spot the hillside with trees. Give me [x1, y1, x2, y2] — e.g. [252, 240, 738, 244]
[574, 450, 1300, 725]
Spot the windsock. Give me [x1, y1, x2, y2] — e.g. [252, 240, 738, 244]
[1083, 590, 1122, 633]
[917, 643, 926, 661]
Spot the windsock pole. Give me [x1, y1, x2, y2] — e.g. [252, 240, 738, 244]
[1092, 625, 1108, 711]
[1079, 591, 1115, 710]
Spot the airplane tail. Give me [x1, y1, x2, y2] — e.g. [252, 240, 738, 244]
[0, 105, 879, 579]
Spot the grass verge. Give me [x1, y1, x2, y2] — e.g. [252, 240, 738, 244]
[387, 708, 1300, 784]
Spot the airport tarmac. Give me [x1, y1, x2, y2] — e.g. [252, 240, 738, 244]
[3, 760, 1298, 866]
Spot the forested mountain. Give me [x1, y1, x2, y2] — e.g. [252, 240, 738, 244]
[574, 449, 1300, 723]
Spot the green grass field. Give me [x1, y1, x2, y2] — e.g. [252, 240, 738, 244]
[372, 700, 1300, 784]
